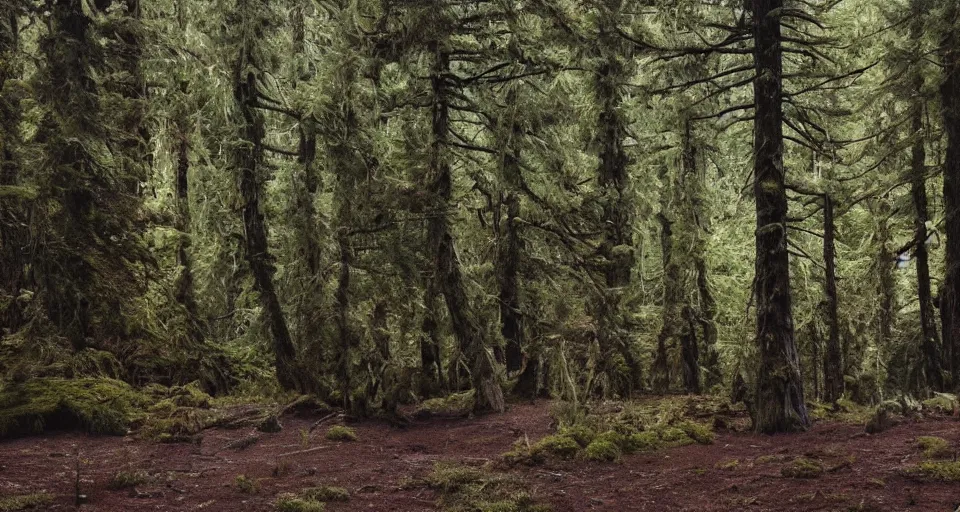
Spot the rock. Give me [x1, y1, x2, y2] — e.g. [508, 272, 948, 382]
[256, 416, 282, 433]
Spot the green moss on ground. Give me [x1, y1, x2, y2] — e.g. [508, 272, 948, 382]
[300, 486, 349, 502]
[915, 461, 960, 481]
[108, 469, 150, 489]
[325, 425, 357, 442]
[922, 393, 958, 414]
[583, 436, 621, 462]
[418, 462, 551, 512]
[415, 391, 476, 417]
[532, 434, 580, 458]
[781, 457, 824, 479]
[275, 494, 325, 512]
[0, 492, 53, 511]
[235, 474, 260, 494]
[0, 378, 147, 437]
[916, 436, 952, 459]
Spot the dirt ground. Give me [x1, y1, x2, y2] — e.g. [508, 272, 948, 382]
[1, 399, 958, 511]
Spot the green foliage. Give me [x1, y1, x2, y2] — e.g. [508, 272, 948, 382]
[416, 391, 476, 417]
[0, 493, 53, 511]
[0, 378, 146, 437]
[324, 425, 357, 442]
[235, 474, 260, 494]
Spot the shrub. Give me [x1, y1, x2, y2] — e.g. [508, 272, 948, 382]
[325, 425, 357, 442]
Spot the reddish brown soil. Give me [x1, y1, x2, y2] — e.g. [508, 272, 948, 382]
[1, 401, 958, 511]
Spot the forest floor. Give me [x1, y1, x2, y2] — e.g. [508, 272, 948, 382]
[1, 397, 959, 512]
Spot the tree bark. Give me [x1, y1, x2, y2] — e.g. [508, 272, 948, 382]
[499, 193, 524, 374]
[822, 193, 843, 402]
[595, 49, 642, 393]
[750, 0, 810, 433]
[940, 2, 960, 389]
[910, 104, 943, 391]
[232, 23, 299, 391]
[428, 45, 503, 412]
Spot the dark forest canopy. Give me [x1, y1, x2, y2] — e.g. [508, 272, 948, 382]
[1, 0, 959, 434]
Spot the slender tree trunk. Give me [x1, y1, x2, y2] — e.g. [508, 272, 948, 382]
[751, 0, 810, 433]
[419, 284, 445, 395]
[822, 193, 843, 402]
[232, 34, 299, 391]
[653, 206, 676, 393]
[499, 193, 524, 374]
[291, 2, 321, 275]
[334, 228, 356, 411]
[941, 3, 960, 389]
[172, 104, 203, 343]
[0, 7, 25, 332]
[910, 104, 943, 391]
[428, 45, 503, 412]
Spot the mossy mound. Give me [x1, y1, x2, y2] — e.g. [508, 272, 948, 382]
[136, 382, 222, 443]
[325, 425, 357, 441]
[275, 494, 325, 512]
[0, 492, 53, 511]
[300, 486, 349, 502]
[916, 436, 953, 459]
[583, 435, 622, 462]
[415, 390, 476, 417]
[922, 393, 958, 414]
[781, 457, 824, 479]
[915, 460, 960, 481]
[419, 462, 551, 512]
[0, 377, 147, 438]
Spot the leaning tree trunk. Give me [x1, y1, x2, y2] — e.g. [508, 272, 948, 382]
[822, 193, 843, 402]
[232, 40, 299, 392]
[941, 3, 960, 389]
[427, 45, 503, 412]
[910, 103, 943, 391]
[750, 0, 810, 433]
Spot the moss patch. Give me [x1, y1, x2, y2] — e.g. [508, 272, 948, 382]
[0, 493, 53, 511]
[583, 436, 622, 462]
[922, 393, 958, 414]
[0, 378, 147, 438]
[300, 486, 349, 502]
[415, 390, 476, 417]
[916, 436, 952, 459]
[417, 462, 550, 512]
[108, 469, 150, 489]
[235, 474, 260, 494]
[915, 461, 960, 481]
[275, 494, 325, 512]
[781, 458, 824, 479]
[325, 425, 357, 442]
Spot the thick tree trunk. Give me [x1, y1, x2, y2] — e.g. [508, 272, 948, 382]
[428, 46, 503, 412]
[233, 43, 299, 391]
[419, 284, 445, 395]
[910, 105, 943, 391]
[751, 0, 810, 433]
[595, 52, 642, 393]
[941, 4, 960, 389]
[822, 193, 843, 402]
[653, 208, 676, 393]
[334, 228, 358, 412]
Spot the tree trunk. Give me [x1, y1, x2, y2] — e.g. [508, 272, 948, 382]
[941, 3, 960, 389]
[334, 228, 357, 412]
[499, 193, 524, 374]
[822, 193, 843, 402]
[910, 104, 943, 391]
[172, 103, 203, 344]
[428, 45, 503, 412]
[595, 51, 642, 393]
[750, 0, 810, 433]
[232, 38, 299, 392]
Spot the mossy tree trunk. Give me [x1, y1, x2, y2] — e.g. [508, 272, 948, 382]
[751, 0, 810, 433]
[940, 2, 960, 390]
[230, 0, 300, 392]
[427, 44, 504, 413]
[822, 192, 843, 402]
[594, 15, 641, 394]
